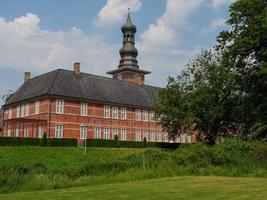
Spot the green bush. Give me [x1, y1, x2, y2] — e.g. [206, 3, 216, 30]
[47, 138, 77, 147]
[0, 137, 40, 146]
[84, 139, 180, 149]
[0, 137, 77, 147]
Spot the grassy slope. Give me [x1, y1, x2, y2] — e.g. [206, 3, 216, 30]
[0, 176, 266, 200]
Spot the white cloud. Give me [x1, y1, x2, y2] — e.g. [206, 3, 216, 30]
[211, 0, 235, 9]
[0, 13, 119, 75]
[140, 0, 203, 51]
[209, 17, 226, 29]
[95, 0, 142, 27]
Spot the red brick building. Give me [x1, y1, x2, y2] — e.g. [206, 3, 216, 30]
[1, 13, 194, 144]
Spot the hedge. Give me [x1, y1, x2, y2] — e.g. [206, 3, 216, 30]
[84, 139, 180, 149]
[0, 137, 78, 147]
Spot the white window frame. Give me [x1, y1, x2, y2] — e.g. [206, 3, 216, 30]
[135, 109, 141, 121]
[150, 131, 156, 142]
[143, 130, 148, 140]
[55, 125, 63, 138]
[143, 110, 148, 121]
[104, 105, 110, 118]
[112, 128, 118, 139]
[7, 128, 11, 137]
[80, 103, 88, 116]
[24, 126, 29, 137]
[112, 106, 118, 119]
[121, 107, 127, 120]
[149, 111, 155, 122]
[187, 133, 192, 143]
[80, 125, 88, 139]
[15, 127, 19, 137]
[121, 129, 127, 141]
[16, 106, 20, 118]
[35, 101, 40, 114]
[103, 128, 110, 140]
[135, 130, 141, 141]
[25, 104, 29, 116]
[157, 132, 162, 142]
[38, 126, 44, 138]
[8, 108, 12, 119]
[94, 127, 101, 139]
[56, 100, 64, 114]
[21, 104, 25, 117]
[163, 132, 168, 142]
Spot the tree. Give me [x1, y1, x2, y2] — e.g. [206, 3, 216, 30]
[217, 0, 267, 139]
[1, 89, 13, 105]
[156, 50, 237, 145]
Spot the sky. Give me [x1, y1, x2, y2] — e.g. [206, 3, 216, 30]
[0, 0, 235, 105]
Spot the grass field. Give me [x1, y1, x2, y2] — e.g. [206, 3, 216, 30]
[0, 176, 266, 200]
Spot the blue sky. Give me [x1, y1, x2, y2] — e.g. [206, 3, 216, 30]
[0, 0, 234, 105]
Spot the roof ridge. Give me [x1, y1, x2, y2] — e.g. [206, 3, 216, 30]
[47, 69, 60, 94]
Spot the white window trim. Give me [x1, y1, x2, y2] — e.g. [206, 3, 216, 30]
[121, 107, 127, 120]
[135, 130, 141, 141]
[143, 110, 148, 121]
[112, 128, 118, 139]
[104, 105, 110, 118]
[135, 109, 141, 121]
[55, 124, 63, 138]
[112, 106, 118, 119]
[56, 100, 64, 114]
[35, 101, 40, 114]
[80, 125, 88, 139]
[121, 129, 127, 141]
[80, 103, 88, 116]
[103, 128, 110, 140]
[94, 127, 101, 139]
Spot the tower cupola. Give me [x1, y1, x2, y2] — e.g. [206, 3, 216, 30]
[106, 9, 151, 85]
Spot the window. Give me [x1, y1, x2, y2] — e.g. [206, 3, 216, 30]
[135, 109, 141, 121]
[25, 104, 29, 116]
[149, 111, 155, 121]
[15, 128, 19, 137]
[187, 134, 192, 143]
[56, 100, 64, 114]
[80, 126, 88, 139]
[150, 131, 156, 142]
[94, 127, 101, 139]
[181, 134, 186, 143]
[16, 106, 20, 118]
[143, 110, 148, 121]
[24, 127, 29, 137]
[121, 107, 127, 119]
[8, 108, 12, 119]
[55, 125, 63, 138]
[135, 130, 141, 141]
[121, 129, 127, 141]
[112, 128, 118, 139]
[157, 132, 162, 142]
[112, 107, 118, 119]
[35, 101, 40, 114]
[143, 130, 148, 140]
[7, 128, 11, 137]
[103, 128, 110, 139]
[81, 103, 88, 116]
[163, 132, 168, 142]
[38, 127, 44, 138]
[21, 105, 25, 117]
[104, 105, 110, 118]
[118, 73, 122, 80]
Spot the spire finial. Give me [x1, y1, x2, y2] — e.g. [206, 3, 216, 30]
[127, 8, 131, 19]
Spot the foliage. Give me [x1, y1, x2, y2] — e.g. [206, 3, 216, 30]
[216, 0, 267, 139]
[156, 0, 267, 143]
[0, 137, 77, 147]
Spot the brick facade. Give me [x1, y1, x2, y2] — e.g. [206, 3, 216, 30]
[2, 98, 195, 143]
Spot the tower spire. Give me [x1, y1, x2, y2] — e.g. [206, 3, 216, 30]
[106, 11, 151, 85]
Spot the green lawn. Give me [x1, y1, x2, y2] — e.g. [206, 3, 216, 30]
[0, 176, 266, 200]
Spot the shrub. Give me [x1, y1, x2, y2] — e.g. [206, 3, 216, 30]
[0, 137, 77, 147]
[47, 138, 77, 147]
[40, 133, 48, 147]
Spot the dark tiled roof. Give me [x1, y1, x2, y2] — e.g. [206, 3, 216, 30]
[0, 108, 3, 130]
[5, 69, 161, 109]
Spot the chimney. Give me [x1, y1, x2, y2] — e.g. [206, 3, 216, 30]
[24, 72, 31, 82]
[74, 62, 80, 74]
